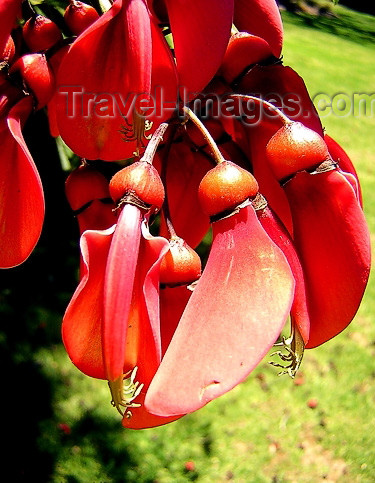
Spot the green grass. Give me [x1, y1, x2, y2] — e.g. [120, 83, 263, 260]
[7, 6, 375, 483]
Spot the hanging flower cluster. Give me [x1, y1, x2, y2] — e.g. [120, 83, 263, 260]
[0, 0, 371, 429]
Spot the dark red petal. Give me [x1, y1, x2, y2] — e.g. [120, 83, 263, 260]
[145, 204, 294, 416]
[284, 170, 371, 348]
[0, 97, 45, 268]
[233, 0, 283, 57]
[0, 0, 22, 54]
[62, 226, 115, 379]
[165, 0, 233, 96]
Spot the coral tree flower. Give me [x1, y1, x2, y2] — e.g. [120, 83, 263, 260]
[63, 157, 184, 428]
[146, 159, 295, 416]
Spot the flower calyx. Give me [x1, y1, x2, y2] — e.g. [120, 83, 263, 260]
[198, 161, 259, 221]
[266, 121, 336, 183]
[109, 161, 165, 216]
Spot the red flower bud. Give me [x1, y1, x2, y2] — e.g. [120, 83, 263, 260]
[198, 161, 258, 216]
[266, 122, 331, 181]
[64, 0, 100, 36]
[109, 161, 165, 212]
[65, 164, 111, 211]
[23, 15, 62, 52]
[1, 35, 15, 64]
[9, 53, 54, 109]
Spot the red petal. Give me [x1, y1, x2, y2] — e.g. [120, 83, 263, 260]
[121, 224, 184, 429]
[56, 0, 177, 161]
[284, 170, 371, 348]
[233, 0, 283, 57]
[0, 0, 22, 54]
[237, 65, 324, 135]
[160, 285, 192, 354]
[0, 97, 45, 268]
[324, 134, 363, 206]
[103, 204, 142, 381]
[156, 142, 212, 248]
[165, 0, 233, 96]
[257, 205, 310, 344]
[145, 204, 294, 416]
[62, 226, 115, 379]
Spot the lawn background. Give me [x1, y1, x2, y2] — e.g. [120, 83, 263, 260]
[1, 4, 374, 482]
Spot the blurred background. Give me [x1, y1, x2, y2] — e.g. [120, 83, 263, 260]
[1, 1, 374, 481]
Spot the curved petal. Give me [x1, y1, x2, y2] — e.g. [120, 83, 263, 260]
[103, 204, 142, 381]
[145, 204, 294, 416]
[324, 134, 362, 206]
[165, 0, 233, 96]
[0, 96, 45, 268]
[284, 169, 371, 348]
[62, 226, 115, 379]
[257, 205, 309, 344]
[233, 0, 283, 58]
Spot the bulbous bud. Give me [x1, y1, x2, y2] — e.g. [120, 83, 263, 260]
[64, 1, 100, 36]
[160, 237, 202, 287]
[9, 53, 54, 109]
[23, 15, 62, 52]
[198, 161, 258, 216]
[109, 161, 165, 212]
[1, 35, 15, 64]
[266, 121, 331, 181]
[65, 164, 110, 211]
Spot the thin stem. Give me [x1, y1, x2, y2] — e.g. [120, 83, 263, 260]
[230, 94, 292, 125]
[183, 106, 226, 164]
[140, 122, 170, 164]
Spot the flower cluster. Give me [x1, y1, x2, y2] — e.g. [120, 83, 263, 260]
[0, 0, 370, 429]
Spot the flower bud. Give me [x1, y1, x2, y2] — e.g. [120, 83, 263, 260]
[198, 161, 258, 217]
[65, 165, 110, 211]
[23, 15, 62, 52]
[64, 1, 100, 36]
[9, 53, 54, 109]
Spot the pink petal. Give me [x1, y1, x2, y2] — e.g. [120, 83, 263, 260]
[62, 226, 115, 379]
[0, 96, 45, 268]
[145, 204, 294, 416]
